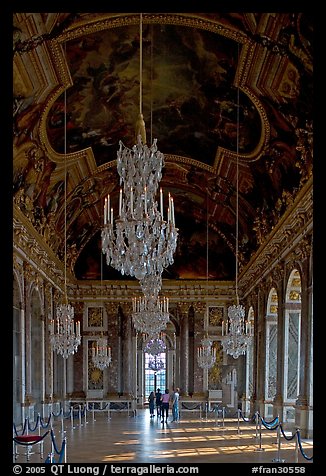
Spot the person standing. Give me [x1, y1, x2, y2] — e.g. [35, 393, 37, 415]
[172, 387, 180, 422]
[148, 391, 155, 418]
[161, 388, 170, 423]
[155, 388, 162, 417]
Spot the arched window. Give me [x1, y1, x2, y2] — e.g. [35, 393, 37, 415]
[244, 306, 254, 414]
[284, 269, 302, 421]
[265, 287, 278, 415]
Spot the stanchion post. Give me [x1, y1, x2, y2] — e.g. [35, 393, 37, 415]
[294, 429, 300, 463]
[61, 412, 64, 434]
[78, 405, 82, 426]
[215, 407, 219, 427]
[255, 411, 259, 438]
[84, 404, 88, 425]
[237, 408, 241, 434]
[64, 436, 67, 463]
[70, 406, 75, 430]
[254, 414, 265, 452]
[222, 407, 225, 427]
[272, 418, 285, 462]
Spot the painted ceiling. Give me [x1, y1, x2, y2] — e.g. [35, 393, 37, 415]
[13, 12, 313, 281]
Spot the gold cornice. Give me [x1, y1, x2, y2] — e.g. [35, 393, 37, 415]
[71, 279, 235, 303]
[13, 204, 75, 289]
[239, 176, 313, 295]
[53, 13, 249, 44]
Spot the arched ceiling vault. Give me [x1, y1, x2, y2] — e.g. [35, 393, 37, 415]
[13, 12, 313, 281]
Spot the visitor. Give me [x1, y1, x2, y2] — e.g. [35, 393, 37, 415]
[161, 388, 170, 423]
[155, 388, 162, 417]
[172, 387, 180, 421]
[148, 391, 155, 418]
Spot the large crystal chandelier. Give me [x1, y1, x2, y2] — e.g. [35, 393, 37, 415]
[101, 182, 177, 280]
[92, 336, 112, 370]
[49, 76, 81, 359]
[221, 70, 252, 359]
[197, 337, 217, 370]
[101, 13, 178, 283]
[132, 295, 169, 335]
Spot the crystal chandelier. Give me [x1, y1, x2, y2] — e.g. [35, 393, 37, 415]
[50, 300, 81, 359]
[101, 13, 178, 283]
[221, 304, 252, 358]
[49, 73, 81, 359]
[132, 295, 169, 335]
[148, 354, 165, 372]
[196, 189, 217, 370]
[92, 336, 112, 370]
[221, 61, 252, 359]
[144, 334, 166, 355]
[197, 337, 216, 370]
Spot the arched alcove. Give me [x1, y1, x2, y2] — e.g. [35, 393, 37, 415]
[265, 287, 278, 415]
[284, 268, 302, 422]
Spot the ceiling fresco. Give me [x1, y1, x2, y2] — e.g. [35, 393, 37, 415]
[13, 13, 313, 282]
[47, 24, 261, 166]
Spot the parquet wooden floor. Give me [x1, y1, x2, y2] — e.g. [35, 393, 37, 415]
[13, 409, 313, 465]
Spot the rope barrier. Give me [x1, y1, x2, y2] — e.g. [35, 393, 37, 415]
[45, 429, 66, 464]
[12, 404, 313, 464]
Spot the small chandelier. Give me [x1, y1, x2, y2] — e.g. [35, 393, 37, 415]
[221, 304, 252, 359]
[196, 190, 217, 370]
[197, 337, 216, 370]
[50, 72, 81, 359]
[148, 354, 165, 372]
[144, 334, 166, 356]
[92, 336, 112, 370]
[101, 13, 178, 283]
[50, 299, 81, 359]
[132, 295, 169, 335]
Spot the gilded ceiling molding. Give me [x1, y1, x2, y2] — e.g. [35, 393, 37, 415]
[239, 177, 312, 297]
[53, 13, 249, 45]
[13, 205, 69, 293]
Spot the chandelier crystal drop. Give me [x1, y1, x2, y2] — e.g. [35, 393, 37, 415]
[132, 295, 169, 335]
[144, 335, 166, 355]
[139, 272, 162, 299]
[50, 302, 81, 359]
[148, 354, 165, 372]
[221, 304, 252, 359]
[197, 337, 217, 370]
[92, 337, 112, 370]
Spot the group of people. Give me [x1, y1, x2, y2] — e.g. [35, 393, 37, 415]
[148, 388, 180, 423]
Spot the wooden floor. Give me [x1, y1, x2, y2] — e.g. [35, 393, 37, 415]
[13, 408, 313, 465]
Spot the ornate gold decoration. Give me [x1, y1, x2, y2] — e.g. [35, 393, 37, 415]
[87, 307, 103, 327]
[208, 306, 224, 326]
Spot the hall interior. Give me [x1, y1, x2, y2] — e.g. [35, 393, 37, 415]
[12, 12, 313, 463]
